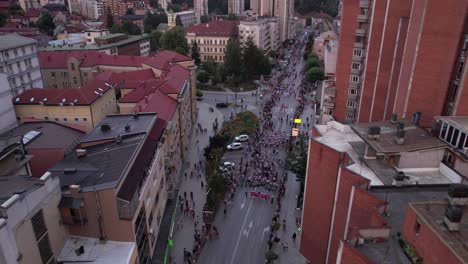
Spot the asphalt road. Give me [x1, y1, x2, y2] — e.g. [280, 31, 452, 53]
[196, 30, 312, 264]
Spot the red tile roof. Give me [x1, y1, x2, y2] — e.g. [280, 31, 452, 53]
[186, 20, 239, 37]
[13, 79, 113, 106]
[159, 64, 189, 94]
[119, 79, 167, 103]
[39, 51, 148, 69]
[96, 69, 156, 89]
[136, 89, 177, 121]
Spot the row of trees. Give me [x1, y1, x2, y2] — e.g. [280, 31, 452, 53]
[304, 52, 324, 83]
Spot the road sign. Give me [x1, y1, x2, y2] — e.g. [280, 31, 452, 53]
[297, 226, 302, 232]
[294, 118, 302, 124]
[168, 239, 174, 247]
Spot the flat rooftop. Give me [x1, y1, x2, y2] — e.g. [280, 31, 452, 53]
[410, 201, 468, 263]
[42, 34, 149, 51]
[357, 186, 449, 263]
[57, 236, 135, 263]
[351, 120, 446, 154]
[314, 121, 384, 186]
[0, 176, 43, 204]
[49, 113, 159, 192]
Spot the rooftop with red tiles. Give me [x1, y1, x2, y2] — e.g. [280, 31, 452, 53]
[186, 20, 239, 37]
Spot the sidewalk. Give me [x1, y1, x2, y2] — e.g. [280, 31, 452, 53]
[167, 101, 224, 264]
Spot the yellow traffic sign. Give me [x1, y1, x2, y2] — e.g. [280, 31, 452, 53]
[294, 118, 302, 124]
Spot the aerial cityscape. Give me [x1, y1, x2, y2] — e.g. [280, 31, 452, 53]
[0, 0, 467, 264]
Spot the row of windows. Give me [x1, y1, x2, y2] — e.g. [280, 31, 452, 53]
[347, 100, 357, 108]
[203, 55, 225, 62]
[2, 45, 35, 60]
[191, 38, 227, 45]
[10, 73, 33, 88]
[440, 123, 468, 150]
[202, 47, 226, 53]
[43, 117, 88, 122]
[0, 58, 34, 74]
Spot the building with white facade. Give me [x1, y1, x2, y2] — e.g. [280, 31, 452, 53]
[0, 74, 18, 134]
[249, 0, 295, 42]
[168, 10, 197, 28]
[228, 0, 244, 15]
[194, 0, 208, 23]
[239, 17, 279, 54]
[0, 34, 44, 97]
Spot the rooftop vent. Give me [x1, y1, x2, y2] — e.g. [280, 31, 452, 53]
[390, 113, 398, 124]
[412, 112, 422, 126]
[101, 122, 110, 131]
[448, 184, 468, 206]
[444, 204, 463, 231]
[396, 122, 405, 130]
[367, 126, 381, 140]
[393, 171, 409, 187]
[396, 129, 405, 145]
[76, 149, 87, 157]
[64, 168, 77, 174]
[133, 113, 139, 119]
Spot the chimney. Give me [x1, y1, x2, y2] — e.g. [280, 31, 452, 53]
[412, 112, 421, 126]
[390, 113, 398, 124]
[396, 129, 405, 145]
[101, 122, 110, 131]
[444, 184, 468, 231]
[367, 126, 381, 140]
[76, 148, 87, 157]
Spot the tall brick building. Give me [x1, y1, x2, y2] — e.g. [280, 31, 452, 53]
[333, 0, 468, 126]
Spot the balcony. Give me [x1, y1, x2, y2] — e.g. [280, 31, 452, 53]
[355, 28, 367, 37]
[354, 42, 365, 49]
[352, 55, 365, 62]
[357, 14, 369, 22]
[360, 0, 370, 8]
[351, 68, 361, 75]
[325, 87, 336, 96]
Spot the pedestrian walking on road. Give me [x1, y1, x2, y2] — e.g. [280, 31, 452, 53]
[184, 191, 187, 200]
[245, 191, 248, 198]
[201, 181, 204, 189]
[292, 232, 297, 242]
[190, 191, 194, 201]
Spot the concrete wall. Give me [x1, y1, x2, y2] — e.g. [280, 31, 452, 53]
[0, 74, 18, 134]
[396, 149, 444, 169]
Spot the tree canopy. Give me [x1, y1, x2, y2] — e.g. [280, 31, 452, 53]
[160, 26, 189, 54]
[0, 13, 6, 27]
[37, 12, 56, 36]
[150, 30, 163, 51]
[191, 42, 201, 65]
[144, 11, 167, 33]
[110, 20, 141, 35]
[306, 67, 325, 82]
[242, 37, 271, 81]
[224, 38, 242, 80]
[106, 13, 114, 29]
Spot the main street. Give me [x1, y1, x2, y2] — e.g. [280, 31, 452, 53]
[196, 29, 315, 264]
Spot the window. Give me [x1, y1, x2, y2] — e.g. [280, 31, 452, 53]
[44, 117, 49, 120]
[352, 62, 361, 70]
[73, 77, 78, 84]
[16, 62, 21, 70]
[353, 48, 362, 57]
[51, 72, 56, 78]
[31, 210, 54, 264]
[27, 72, 31, 80]
[74, 118, 79, 121]
[55, 118, 59, 121]
[13, 49, 18, 56]
[20, 75, 24, 84]
[63, 118, 68, 121]
[349, 88, 358, 95]
[84, 72, 87, 77]
[4, 50, 9, 59]
[350, 75, 360, 83]
[71, 63, 75, 71]
[0, 67, 3, 73]
[347, 100, 356, 108]
[83, 118, 87, 121]
[21, 47, 26, 54]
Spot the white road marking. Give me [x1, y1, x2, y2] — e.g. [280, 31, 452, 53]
[240, 196, 246, 210]
[261, 226, 270, 241]
[230, 188, 255, 264]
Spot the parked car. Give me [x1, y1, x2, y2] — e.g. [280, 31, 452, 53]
[216, 102, 228, 108]
[235, 134, 249, 142]
[219, 162, 235, 172]
[226, 142, 242, 151]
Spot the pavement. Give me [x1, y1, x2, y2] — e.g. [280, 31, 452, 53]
[166, 101, 224, 264]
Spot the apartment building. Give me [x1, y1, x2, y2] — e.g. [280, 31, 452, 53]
[228, 0, 244, 15]
[239, 17, 279, 53]
[0, 74, 18, 134]
[0, 34, 44, 96]
[300, 119, 466, 263]
[168, 10, 197, 28]
[49, 113, 167, 264]
[69, 0, 105, 20]
[42, 33, 150, 57]
[12, 78, 118, 131]
[249, 0, 295, 43]
[186, 20, 240, 63]
[334, 0, 468, 125]
[194, 0, 208, 23]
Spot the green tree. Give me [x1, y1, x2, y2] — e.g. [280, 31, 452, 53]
[224, 38, 242, 79]
[201, 15, 210, 23]
[306, 67, 325, 82]
[215, 63, 225, 83]
[9, 3, 24, 16]
[306, 57, 320, 69]
[242, 36, 263, 81]
[150, 30, 163, 51]
[308, 52, 319, 60]
[160, 26, 189, 54]
[176, 15, 182, 26]
[191, 42, 201, 65]
[0, 13, 6, 27]
[106, 13, 114, 29]
[117, 20, 141, 35]
[144, 11, 167, 33]
[197, 71, 210, 83]
[169, 3, 182, 12]
[37, 12, 56, 36]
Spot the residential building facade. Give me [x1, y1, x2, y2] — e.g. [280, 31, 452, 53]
[0, 34, 44, 96]
[334, 0, 468, 125]
[0, 74, 18, 134]
[12, 79, 118, 131]
[239, 17, 279, 53]
[49, 113, 168, 264]
[228, 0, 244, 15]
[186, 20, 239, 63]
[194, 0, 208, 23]
[168, 11, 197, 28]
